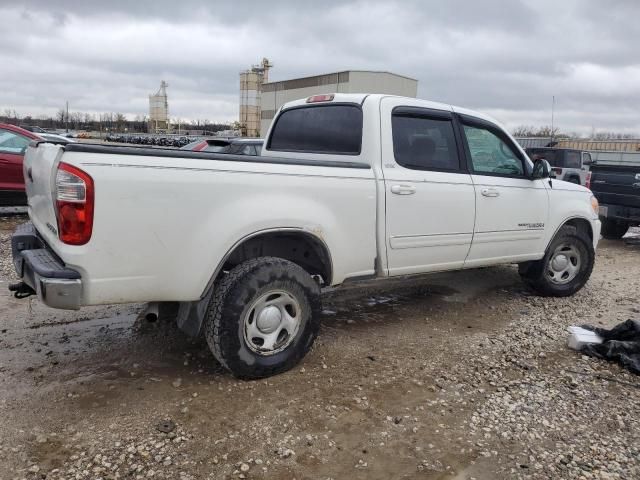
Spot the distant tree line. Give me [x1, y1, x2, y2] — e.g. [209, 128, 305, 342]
[512, 125, 638, 140]
[0, 108, 233, 134]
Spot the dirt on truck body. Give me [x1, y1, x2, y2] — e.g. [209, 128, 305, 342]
[1, 216, 640, 479]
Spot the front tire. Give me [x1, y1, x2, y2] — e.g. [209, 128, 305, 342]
[601, 218, 629, 239]
[519, 225, 594, 297]
[204, 257, 321, 379]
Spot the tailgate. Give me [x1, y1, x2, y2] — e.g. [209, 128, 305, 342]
[590, 165, 640, 209]
[23, 143, 65, 243]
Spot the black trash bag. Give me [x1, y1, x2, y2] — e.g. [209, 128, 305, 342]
[581, 320, 640, 375]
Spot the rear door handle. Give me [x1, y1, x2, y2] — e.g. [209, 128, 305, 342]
[390, 184, 416, 195]
[481, 188, 500, 197]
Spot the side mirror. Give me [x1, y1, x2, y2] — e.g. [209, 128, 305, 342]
[531, 158, 551, 180]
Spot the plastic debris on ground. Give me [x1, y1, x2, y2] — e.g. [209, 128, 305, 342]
[577, 320, 640, 375]
[567, 325, 603, 350]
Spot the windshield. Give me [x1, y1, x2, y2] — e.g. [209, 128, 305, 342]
[0, 130, 30, 153]
[220, 143, 259, 155]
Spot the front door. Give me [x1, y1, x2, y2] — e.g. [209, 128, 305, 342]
[458, 115, 549, 267]
[381, 98, 476, 276]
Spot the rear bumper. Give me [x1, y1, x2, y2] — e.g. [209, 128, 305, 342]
[11, 222, 82, 309]
[598, 203, 640, 224]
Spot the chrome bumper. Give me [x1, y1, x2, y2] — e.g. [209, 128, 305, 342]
[11, 222, 83, 310]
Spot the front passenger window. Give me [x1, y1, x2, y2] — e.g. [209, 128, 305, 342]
[463, 125, 524, 176]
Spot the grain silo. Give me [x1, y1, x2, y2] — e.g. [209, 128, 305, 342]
[149, 81, 169, 133]
[239, 58, 272, 137]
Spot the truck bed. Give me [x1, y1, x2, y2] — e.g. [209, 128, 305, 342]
[22, 141, 378, 306]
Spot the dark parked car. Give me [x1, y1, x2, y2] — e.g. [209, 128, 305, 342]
[589, 156, 640, 239]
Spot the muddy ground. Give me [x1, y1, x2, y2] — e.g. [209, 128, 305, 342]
[1, 215, 639, 480]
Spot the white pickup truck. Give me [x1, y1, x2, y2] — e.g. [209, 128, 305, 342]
[11, 94, 601, 378]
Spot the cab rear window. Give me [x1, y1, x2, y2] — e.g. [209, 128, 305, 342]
[268, 105, 362, 155]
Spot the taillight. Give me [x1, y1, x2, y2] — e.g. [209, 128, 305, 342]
[306, 94, 334, 103]
[585, 172, 592, 190]
[55, 162, 94, 245]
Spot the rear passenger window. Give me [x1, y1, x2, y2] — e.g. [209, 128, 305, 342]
[268, 105, 362, 155]
[392, 115, 460, 171]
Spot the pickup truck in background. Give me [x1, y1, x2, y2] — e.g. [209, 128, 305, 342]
[525, 147, 592, 185]
[11, 94, 601, 378]
[589, 151, 640, 238]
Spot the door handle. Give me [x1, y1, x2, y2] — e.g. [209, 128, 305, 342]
[481, 188, 500, 197]
[390, 184, 416, 195]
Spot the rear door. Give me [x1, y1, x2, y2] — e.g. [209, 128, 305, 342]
[381, 98, 476, 276]
[0, 127, 31, 192]
[459, 115, 549, 266]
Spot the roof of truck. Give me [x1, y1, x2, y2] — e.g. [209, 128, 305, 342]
[279, 93, 502, 128]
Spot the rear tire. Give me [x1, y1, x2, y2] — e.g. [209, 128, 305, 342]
[519, 225, 594, 297]
[204, 257, 321, 379]
[601, 218, 629, 239]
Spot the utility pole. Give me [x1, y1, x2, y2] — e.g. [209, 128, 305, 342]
[551, 96, 555, 142]
[65, 100, 69, 133]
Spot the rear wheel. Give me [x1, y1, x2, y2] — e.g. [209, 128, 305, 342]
[204, 257, 321, 379]
[519, 225, 594, 297]
[601, 218, 629, 239]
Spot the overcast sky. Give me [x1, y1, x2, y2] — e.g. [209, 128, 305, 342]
[1, 0, 638, 135]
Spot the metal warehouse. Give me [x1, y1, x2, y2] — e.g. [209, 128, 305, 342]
[258, 70, 418, 137]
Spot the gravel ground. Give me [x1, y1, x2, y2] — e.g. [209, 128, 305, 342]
[1, 217, 639, 479]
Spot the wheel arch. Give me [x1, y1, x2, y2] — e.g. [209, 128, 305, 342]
[204, 228, 333, 296]
[546, 216, 594, 250]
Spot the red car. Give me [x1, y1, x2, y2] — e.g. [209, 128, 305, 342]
[0, 123, 40, 206]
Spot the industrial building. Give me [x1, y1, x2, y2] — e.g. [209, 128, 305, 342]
[259, 70, 418, 136]
[239, 59, 273, 137]
[149, 81, 169, 133]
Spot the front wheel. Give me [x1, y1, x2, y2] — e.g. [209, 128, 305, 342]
[519, 225, 594, 297]
[204, 257, 321, 379]
[601, 218, 629, 239]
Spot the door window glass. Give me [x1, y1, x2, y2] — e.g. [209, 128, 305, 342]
[391, 115, 460, 171]
[463, 125, 524, 176]
[0, 129, 30, 154]
[565, 151, 581, 168]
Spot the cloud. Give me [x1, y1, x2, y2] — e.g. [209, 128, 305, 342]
[0, 0, 638, 134]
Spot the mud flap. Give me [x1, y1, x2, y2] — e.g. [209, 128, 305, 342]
[176, 284, 215, 337]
